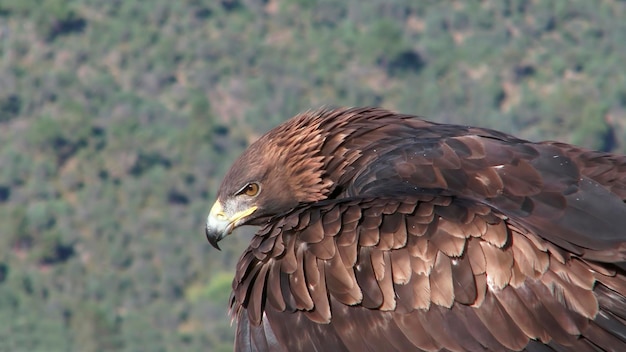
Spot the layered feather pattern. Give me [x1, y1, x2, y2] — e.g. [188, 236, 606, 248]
[212, 107, 626, 351]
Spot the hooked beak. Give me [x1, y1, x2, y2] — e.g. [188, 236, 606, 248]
[205, 200, 257, 250]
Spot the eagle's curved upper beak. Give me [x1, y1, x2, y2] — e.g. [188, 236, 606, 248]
[205, 200, 257, 250]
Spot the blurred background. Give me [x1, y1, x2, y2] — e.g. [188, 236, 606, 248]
[0, 0, 625, 351]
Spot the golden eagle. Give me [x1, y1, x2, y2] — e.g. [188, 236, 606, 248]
[205, 107, 626, 351]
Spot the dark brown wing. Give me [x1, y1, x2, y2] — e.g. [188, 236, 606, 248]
[545, 141, 626, 199]
[232, 195, 626, 352]
[336, 124, 626, 261]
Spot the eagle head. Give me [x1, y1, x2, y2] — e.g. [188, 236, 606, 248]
[205, 111, 336, 249]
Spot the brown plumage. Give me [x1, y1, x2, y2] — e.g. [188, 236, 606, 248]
[205, 107, 626, 352]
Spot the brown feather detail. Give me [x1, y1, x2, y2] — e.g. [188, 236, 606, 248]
[337, 242, 358, 269]
[566, 259, 596, 289]
[368, 204, 385, 217]
[450, 135, 486, 160]
[280, 233, 298, 274]
[325, 250, 362, 305]
[235, 258, 259, 310]
[303, 249, 319, 288]
[407, 233, 437, 261]
[267, 261, 286, 311]
[473, 291, 530, 350]
[472, 273, 488, 307]
[541, 269, 598, 319]
[434, 201, 472, 225]
[435, 141, 462, 169]
[252, 248, 267, 261]
[494, 286, 551, 342]
[459, 304, 509, 351]
[395, 161, 416, 179]
[526, 280, 584, 337]
[480, 240, 513, 290]
[544, 242, 568, 265]
[418, 307, 466, 352]
[299, 217, 325, 243]
[406, 221, 429, 237]
[531, 191, 567, 219]
[382, 201, 400, 214]
[308, 235, 336, 260]
[377, 229, 395, 251]
[249, 233, 264, 249]
[232, 258, 256, 310]
[289, 247, 314, 310]
[519, 229, 550, 253]
[358, 212, 381, 247]
[234, 250, 256, 285]
[336, 214, 358, 247]
[542, 272, 599, 319]
[451, 254, 477, 305]
[410, 253, 434, 276]
[355, 247, 383, 308]
[303, 258, 331, 324]
[270, 232, 286, 258]
[322, 216, 342, 238]
[584, 260, 616, 276]
[414, 212, 438, 226]
[467, 238, 486, 275]
[440, 305, 493, 352]
[376, 250, 397, 310]
[551, 141, 626, 198]
[497, 159, 544, 196]
[408, 165, 448, 189]
[395, 313, 440, 351]
[414, 201, 435, 217]
[429, 219, 468, 257]
[295, 210, 310, 231]
[390, 248, 412, 284]
[397, 199, 418, 214]
[370, 248, 385, 281]
[379, 213, 404, 250]
[482, 219, 509, 248]
[467, 168, 505, 198]
[511, 232, 550, 280]
[391, 215, 408, 249]
[430, 251, 455, 308]
[322, 206, 342, 230]
[513, 283, 578, 345]
[594, 271, 626, 296]
[279, 212, 300, 231]
[548, 257, 594, 290]
[463, 216, 487, 237]
[438, 216, 471, 239]
[341, 202, 362, 222]
[410, 273, 431, 310]
[580, 320, 626, 352]
[248, 264, 270, 325]
[393, 282, 413, 314]
[509, 258, 527, 288]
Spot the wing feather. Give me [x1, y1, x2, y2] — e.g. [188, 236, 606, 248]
[429, 251, 454, 308]
[233, 194, 626, 351]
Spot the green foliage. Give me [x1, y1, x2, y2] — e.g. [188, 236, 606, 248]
[0, 0, 625, 351]
[186, 272, 234, 305]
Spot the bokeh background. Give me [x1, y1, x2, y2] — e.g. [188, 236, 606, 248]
[0, 0, 625, 351]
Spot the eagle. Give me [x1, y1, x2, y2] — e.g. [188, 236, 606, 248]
[205, 107, 626, 351]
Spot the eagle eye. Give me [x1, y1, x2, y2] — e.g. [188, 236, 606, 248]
[237, 182, 260, 197]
